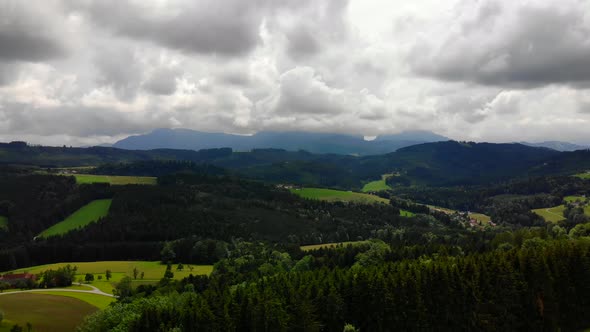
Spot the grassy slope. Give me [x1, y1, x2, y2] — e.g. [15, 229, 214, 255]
[300, 241, 368, 251]
[36, 291, 114, 310]
[74, 174, 157, 185]
[291, 188, 389, 204]
[0, 293, 98, 332]
[574, 173, 590, 179]
[38, 199, 112, 238]
[5, 261, 214, 294]
[532, 205, 567, 223]
[0, 216, 6, 231]
[361, 174, 393, 192]
[291, 188, 416, 217]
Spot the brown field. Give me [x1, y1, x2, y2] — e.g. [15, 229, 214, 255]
[0, 293, 98, 332]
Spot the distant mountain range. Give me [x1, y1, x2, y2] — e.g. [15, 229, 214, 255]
[112, 128, 449, 155]
[519, 141, 588, 152]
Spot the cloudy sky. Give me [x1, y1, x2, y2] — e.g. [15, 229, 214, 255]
[1, 0, 590, 146]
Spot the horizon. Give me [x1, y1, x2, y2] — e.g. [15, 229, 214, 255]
[2, 0, 590, 146]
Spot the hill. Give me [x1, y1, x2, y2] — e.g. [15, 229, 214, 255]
[520, 141, 588, 152]
[112, 128, 448, 155]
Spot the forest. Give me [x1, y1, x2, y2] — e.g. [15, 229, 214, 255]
[1, 144, 590, 331]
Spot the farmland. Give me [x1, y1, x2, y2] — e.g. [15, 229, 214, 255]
[361, 174, 393, 192]
[0, 216, 6, 231]
[38, 199, 112, 238]
[291, 187, 390, 204]
[0, 293, 98, 332]
[532, 205, 567, 223]
[5, 261, 214, 294]
[35, 291, 115, 310]
[290, 188, 416, 217]
[72, 174, 157, 185]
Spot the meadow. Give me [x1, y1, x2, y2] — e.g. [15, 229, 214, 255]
[291, 187, 414, 216]
[35, 291, 115, 310]
[532, 205, 567, 223]
[0, 293, 98, 332]
[291, 187, 390, 204]
[574, 172, 590, 180]
[72, 174, 157, 185]
[361, 174, 393, 192]
[0, 216, 6, 231]
[5, 261, 214, 295]
[300, 241, 368, 251]
[38, 199, 112, 238]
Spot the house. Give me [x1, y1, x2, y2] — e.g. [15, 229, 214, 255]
[0, 273, 36, 286]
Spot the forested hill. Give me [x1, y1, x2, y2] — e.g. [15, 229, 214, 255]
[2, 140, 589, 187]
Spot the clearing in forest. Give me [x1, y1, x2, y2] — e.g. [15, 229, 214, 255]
[361, 174, 393, 192]
[532, 205, 566, 223]
[37, 199, 112, 238]
[73, 174, 157, 185]
[0, 216, 7, 231]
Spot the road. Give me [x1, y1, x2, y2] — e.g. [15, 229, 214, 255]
[0, 283, 115, 297]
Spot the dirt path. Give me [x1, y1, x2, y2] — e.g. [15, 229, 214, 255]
[0, 283, 115, 298]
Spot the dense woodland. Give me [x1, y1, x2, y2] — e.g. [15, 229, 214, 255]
[2, 143, 590, 330]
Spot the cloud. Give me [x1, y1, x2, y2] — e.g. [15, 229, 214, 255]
[143, 67, 179, 95]
[0, 1, 68, 62]
[410, 0, 590, 87]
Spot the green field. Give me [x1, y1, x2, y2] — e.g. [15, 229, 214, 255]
[36, 291, 114, 310]
[0, 293, 98, 332]
[5, 261, 214, 295]
[361, 174, 393, 192]
[291, 187, 414, 216]
[291, 188, 390, 204]
[38, 199, 112, 238]
[574, 172, 590, 179]
[73, 174, 157, 185]
[469, 213, 491, 223]
[301, 241, 368, 251]
[564, 195, 587, 203]
[0, 216, 7, 231]
[532, 205, 566, 223]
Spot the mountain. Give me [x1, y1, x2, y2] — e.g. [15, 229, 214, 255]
[112, 128, 448, 155]
[519, 141, 588, 152]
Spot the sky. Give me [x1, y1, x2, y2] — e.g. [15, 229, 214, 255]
[1, 0, 590, 146]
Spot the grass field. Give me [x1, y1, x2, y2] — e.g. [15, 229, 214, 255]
[300, 241, 368, 251]
[574, 172, 590, 179]
[0, 293, 98, 332]
[38, 199, 112, 238]
[361, 174, 393, 192]
[564, 195, 587, 203]
[36, 291, 115, 310]
[469, 213, 491, 223]
[290, 187, 413, 216]
[4, 261, 214, 294]
[0, 216, 6, 231]
[532, 205, 567, 223]
[73, 174, 157, 185]
[291, 188, 390, 204]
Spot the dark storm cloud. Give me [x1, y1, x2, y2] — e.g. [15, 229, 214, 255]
[70, 0, 270, 56]
[0, 2, 67, 62]
[94, 46, 142, 100]
[411, 5, 590, 87]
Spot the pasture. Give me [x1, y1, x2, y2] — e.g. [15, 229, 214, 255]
[5, 261, 214, 294]
[532, 205, 566, 223]
[73, 174, 157, 185]
[301, 241, 368, 251]
[361, 174, 393, 192]
[291, 187, 389, 204]
[38, 199, 112, 238]
[35, 291, 114, 310]
[0, 293, 98, 332]
[0, 216, 6, 231]
[574, 172, 590, 180]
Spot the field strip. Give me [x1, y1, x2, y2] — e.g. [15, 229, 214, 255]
[0, 284, 115, 298]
